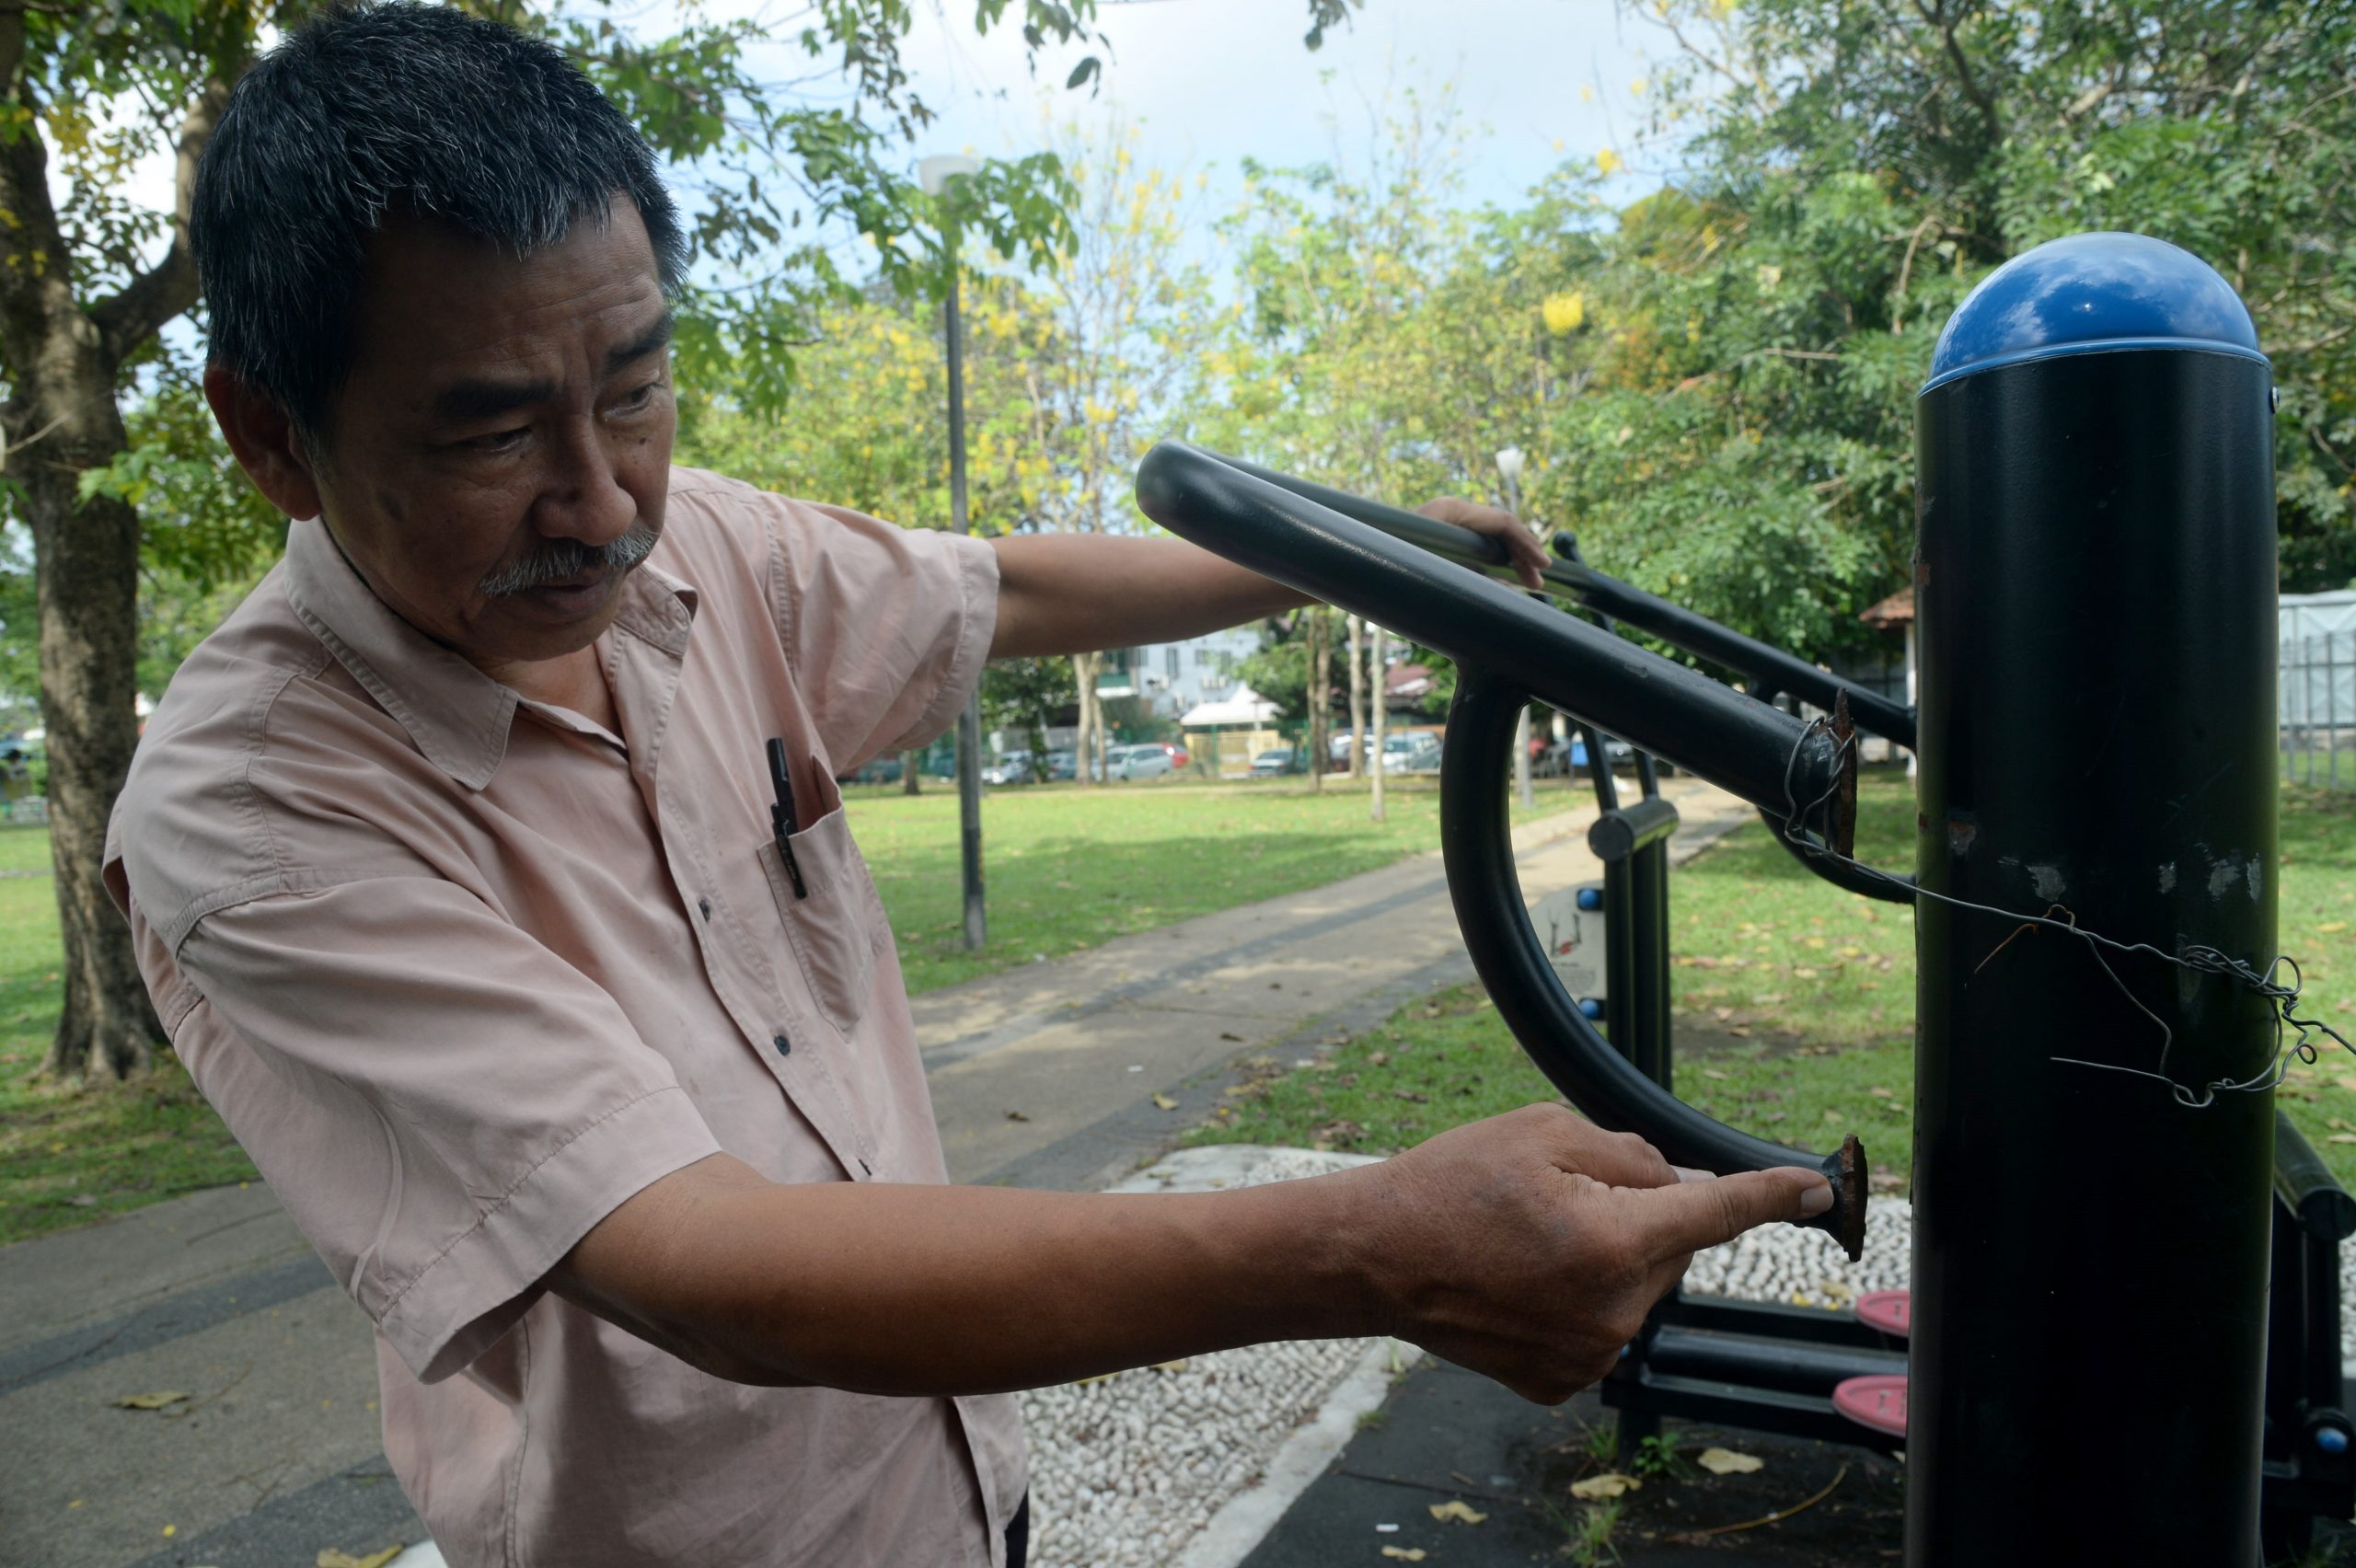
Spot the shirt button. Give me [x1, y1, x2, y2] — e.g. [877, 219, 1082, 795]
[772, 1034, 791, 1056]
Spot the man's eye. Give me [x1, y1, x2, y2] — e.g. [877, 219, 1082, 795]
[466, 427, 528, 452]
[615, 380, 664, 412]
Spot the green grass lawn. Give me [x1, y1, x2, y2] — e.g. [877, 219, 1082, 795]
[1192, 774, 2356, 1196]
[849, 774, 1588, 993]
[0, 826, 258, 1246]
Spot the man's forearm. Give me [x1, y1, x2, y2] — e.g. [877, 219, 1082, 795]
[556, 1108, 1831, 1406]
[557, 1154, 1383, 1397]
[988, 535, 1306, 659]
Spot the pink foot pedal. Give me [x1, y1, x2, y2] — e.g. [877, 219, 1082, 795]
[1833, 1374, 1908, 1437]
[1856, 1289, 1911, 1338]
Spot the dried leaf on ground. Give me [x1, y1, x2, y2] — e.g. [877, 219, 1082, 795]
[1151, 1093, 1178, 1111]
[1697, 1447, 1765, 1475]
[1150, 1359, 1188, 1373]
[2329, 1134, 2356, 1146]
[112, 1391, 189, 1411]
[1380, 1551, 1428, 1562]
[1570, 1472, 1641, 1499]
[1428, 1500, 1487, 1523]
[317, 1550, 404, 1568]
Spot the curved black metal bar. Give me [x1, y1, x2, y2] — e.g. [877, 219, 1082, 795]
[1136, 442, 1855, 854]
[1441, 672, 1865, 1258]
[1191, 448, 1914, 749]
[1535, 534, 1919, 752]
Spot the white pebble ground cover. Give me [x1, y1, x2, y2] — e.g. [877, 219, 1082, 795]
[1018, 1147, 1392, 1568]
[1682, 1194, 1915, 1309]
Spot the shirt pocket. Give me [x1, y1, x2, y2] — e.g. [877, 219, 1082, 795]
[757, 805, 881, 1037]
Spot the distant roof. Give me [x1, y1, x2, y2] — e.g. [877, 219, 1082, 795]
[1860, 587, 1914, 628]
[1386, 663, 1436, 699]
[1179, 685, 1281, 727]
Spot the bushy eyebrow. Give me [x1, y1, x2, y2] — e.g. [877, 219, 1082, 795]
[606, 309, 674, 376]
[427, 310, 675, 424]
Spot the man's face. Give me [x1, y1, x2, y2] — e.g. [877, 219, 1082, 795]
[307, 201, 676, 673]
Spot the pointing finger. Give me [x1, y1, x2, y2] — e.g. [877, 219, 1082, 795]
[1627, 1166, 1833, 1262]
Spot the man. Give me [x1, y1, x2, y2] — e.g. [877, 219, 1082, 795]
[107, 6, 1831, 1565]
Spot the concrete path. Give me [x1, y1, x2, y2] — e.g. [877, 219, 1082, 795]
[0, 779, 1751, 1568]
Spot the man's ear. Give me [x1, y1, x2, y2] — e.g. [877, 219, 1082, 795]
[202, 364, 326, 523]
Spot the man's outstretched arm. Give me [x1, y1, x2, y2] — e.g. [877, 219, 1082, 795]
[987, 500, 1550, 660]
[549, 1104, 1831, 1404]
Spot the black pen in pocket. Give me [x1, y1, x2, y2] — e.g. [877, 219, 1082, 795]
[766, 737, 809, 898]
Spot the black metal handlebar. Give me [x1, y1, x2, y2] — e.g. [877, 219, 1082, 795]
[1136, 443, 1858, 855]
[1134, 441, 1867, 1257]
[1203, 449, 1916, 750]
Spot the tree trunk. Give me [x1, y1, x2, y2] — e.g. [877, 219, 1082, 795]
[0, 50, 230, 1086]
[900, 748, 920, 794]
[1307, 608, 1331, 794]
[24, 432, 157, 1084]
[1369, 623, 1388, 822]
[1072, 650, 1103, 784]
[1345, 614, 1365, 780]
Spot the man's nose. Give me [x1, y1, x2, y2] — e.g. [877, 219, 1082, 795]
[533, 419, 638, 545]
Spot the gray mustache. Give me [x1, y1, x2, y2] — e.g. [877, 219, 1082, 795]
[479, 522, 661, 597]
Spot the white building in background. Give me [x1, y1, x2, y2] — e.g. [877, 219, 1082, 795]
[1095, 627, 1264, 720]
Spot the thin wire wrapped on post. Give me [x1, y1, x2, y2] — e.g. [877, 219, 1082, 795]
[1775, 715, 2350, 1108]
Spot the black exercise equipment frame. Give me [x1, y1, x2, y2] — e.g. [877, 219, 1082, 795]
[1132, 440, 2355, 1558]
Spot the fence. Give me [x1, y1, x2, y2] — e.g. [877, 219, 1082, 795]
[2282, 629, 2356, 788]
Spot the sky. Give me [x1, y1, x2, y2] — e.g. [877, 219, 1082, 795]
[718, 0, 1680, 262]
[91, 1, 1692, 332]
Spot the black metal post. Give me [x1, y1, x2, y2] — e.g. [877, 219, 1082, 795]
[1909, 235, 2279, 1566]
[945, 236, 986, 951]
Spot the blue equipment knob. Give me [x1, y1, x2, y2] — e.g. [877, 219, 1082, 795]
[1576, 887, 1603, 912]
[2316, 1425, 2350, 1456]
[1923, 232, 2264, 395]
[1577, 997, 1605, 1020]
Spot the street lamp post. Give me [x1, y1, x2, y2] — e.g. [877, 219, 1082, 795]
[1496, 446, 1535, 812]
[922, 154, 987, 951]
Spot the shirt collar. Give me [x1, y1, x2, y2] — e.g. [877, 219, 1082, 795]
[281, 515, 698, 791]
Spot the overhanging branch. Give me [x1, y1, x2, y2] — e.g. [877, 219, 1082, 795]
[89, 73, 235, 370]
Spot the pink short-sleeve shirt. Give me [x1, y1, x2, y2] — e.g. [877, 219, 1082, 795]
[103, 467, 1023, 1567]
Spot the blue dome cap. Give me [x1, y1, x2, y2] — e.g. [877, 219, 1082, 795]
[1922, 232, 2265, 394]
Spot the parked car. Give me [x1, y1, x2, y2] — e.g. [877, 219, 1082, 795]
[1384, 732, 1442, 774]
[1250, 746, 1304, 777]
[1042, 750, 1077, 781]
[1108, 743, 1175, 781]
[981, 750, 1037, 786]
[833, 754, 903, 786]
[1566, 735, 1637, 772]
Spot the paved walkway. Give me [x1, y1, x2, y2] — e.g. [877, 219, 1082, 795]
[0, 779, 1751, 1568]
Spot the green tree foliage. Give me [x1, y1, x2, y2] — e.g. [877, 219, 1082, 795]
[981, 654, 1074, 773]
[1543, 0, 2356, 662]
[676, 277, 1057, 534]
